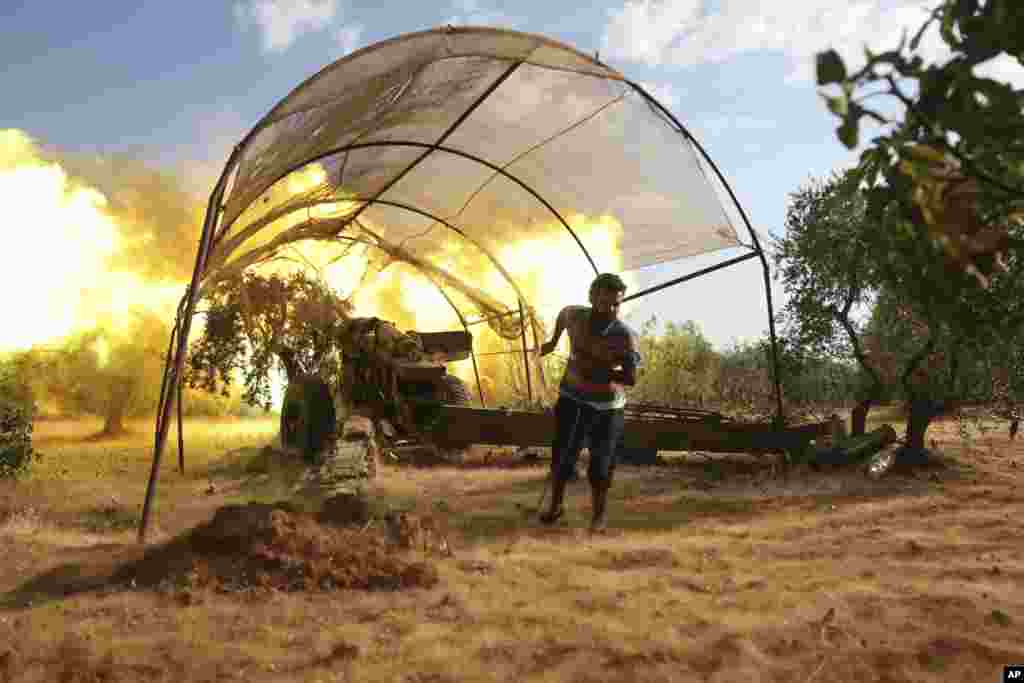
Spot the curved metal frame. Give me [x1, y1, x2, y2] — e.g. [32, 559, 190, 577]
[336, 60, 525, 262]
[166, 227, 493, 474]
[624, 79, 786, 427]
[139, 142, 239, 541]
[139, 31, 786, 543]
[213, 140, 601, 277]
[208, 193, 542, 330]
[252, 25, 626, 135]
[353, 196, 537, 308]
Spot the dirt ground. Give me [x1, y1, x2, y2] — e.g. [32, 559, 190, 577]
[0, 415, 1021, 682]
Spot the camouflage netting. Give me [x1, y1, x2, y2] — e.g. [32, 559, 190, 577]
[195, 26, 748, 341]
[142, 26, 768, 540]
[292, 415, 379, 499]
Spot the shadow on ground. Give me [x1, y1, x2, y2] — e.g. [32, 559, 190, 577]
[0, 446, 964, 609]
[0, 543, 144, 609]
[1, 501, 441, 610]
[399, 455, 955, 543]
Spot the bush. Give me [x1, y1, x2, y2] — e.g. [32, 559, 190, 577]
[0, 360, 36, 478]
[181, 383, 272, 417]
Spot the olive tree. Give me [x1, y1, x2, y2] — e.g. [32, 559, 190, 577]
[817, 0, 1024, 286]
[631, 317, 719, 408]
[23, 312, 168, 437]
[772, 171, 883, 434]
[811, 0, 1024, 455]
[187, 270, 352, 410]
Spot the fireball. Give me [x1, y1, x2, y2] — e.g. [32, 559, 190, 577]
[0, 129, 186, 353]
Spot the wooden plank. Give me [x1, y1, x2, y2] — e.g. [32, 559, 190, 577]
[431, 406, 830, 454]
[394, 361, 447, 382]
[416, 330, 472, 361]
[432, 407, 552, 447]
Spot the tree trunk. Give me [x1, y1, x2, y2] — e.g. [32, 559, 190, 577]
[277, 348, 300, 383]
[96, 380, 133, 438]
[904, 398, 937, 453]
[850, 398, 874, 436]
[102, 403, 127, 436]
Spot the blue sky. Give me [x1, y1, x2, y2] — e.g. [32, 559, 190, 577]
[4, 0, 1021, 349]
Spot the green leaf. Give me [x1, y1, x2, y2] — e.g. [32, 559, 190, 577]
[991, 609, 1012, 627]
[816, 49, 847, 86]
[825, 95, 849, 117]
[838, 119, 860, 149]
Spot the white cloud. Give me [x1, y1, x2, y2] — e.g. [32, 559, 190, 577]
[602, 0, 701, 67]
[974, 53, 1024, 89]
[336, 24, 364, 56]
[445, 0, 518, 28]
[235, 0, 338, 52]
[601, 0, 948, 82]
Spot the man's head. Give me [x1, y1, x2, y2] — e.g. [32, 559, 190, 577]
[589, 272, 627, 319]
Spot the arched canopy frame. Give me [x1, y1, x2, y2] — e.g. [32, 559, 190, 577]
[198, 193, 543, 348]
[139, 25, 785, 542]
[208, 140, 603, 278]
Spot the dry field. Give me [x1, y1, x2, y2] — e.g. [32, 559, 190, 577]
[0, 414, 1021, 682]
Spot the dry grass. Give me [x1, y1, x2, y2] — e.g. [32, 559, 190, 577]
[0, 415, 1021, 681]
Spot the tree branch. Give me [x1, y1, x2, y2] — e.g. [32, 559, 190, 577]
[900, 332, 937, 403]
[836, 310, 883, 398]
[946, 335, 961, 403]
[879, 75, 1024, 200]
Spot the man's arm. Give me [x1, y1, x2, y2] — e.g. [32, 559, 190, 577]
[608, 332, 641, 386]
[608, 365, 636, 387]
[539, 307, 571, 356]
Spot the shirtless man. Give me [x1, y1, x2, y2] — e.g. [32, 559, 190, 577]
[538, 273, 641, 532]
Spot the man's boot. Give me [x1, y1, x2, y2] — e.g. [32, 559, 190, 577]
[540, 475, 567, 525]
[589, 481, 610, 533]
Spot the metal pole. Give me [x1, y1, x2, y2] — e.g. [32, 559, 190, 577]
[757, 252, 785, 426]
[519, 300, 533, 403]
[468, 336, 487, 408]
[465, 308, 520, 327]
[216, 141, 601, 278]
[153, 317, 179, 448]
[177, 363, 185, 475]
[336, 61, 524, 240]
[621, 251, 760, 303]
[529, 307, 548, 392]
[139, 296, 204, 541]
[624, 79, 785, 425]
[139, 147, 240, 543]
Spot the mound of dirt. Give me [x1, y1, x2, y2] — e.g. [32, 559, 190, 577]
[116, 503, 438, 594]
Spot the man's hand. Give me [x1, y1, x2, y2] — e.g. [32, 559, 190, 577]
[539, 340, 557, 357]
[608, 367, 635, 386]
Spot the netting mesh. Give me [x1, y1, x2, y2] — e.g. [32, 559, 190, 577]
[202, 26, 745, 340]
[141, 30, 773, 538]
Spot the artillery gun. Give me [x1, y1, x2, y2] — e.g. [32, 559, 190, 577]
[279, 317, 473, 477]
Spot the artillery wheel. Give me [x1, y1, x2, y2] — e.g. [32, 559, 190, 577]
[280, 375, 336, 462]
